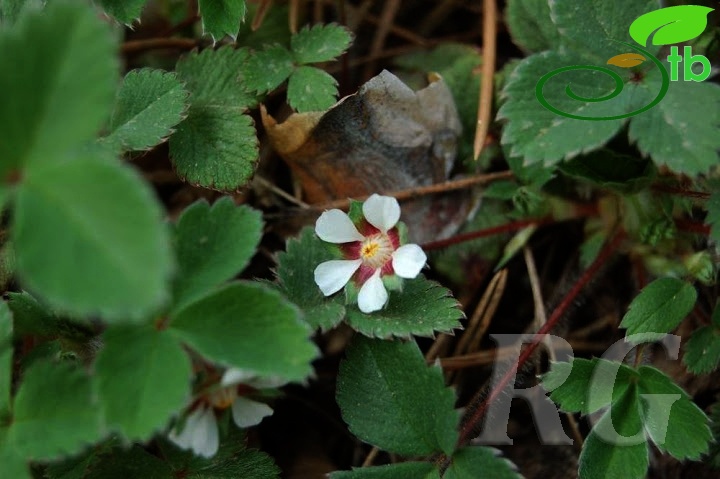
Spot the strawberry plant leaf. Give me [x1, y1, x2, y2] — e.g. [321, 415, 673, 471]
[290, 24, 352, 64]
[274, 227, 345, 331]
[559, 150, 656, 194]
[637, 365, 711, 460]
[330, 462, 440, 479]
[103, 69, 189, 152]
[336, 336, 459, 456]
[8, 360, 104, 460]
[172, 197, 263, 311]
[620, 277, 697, 342]
[171, 47, 259, 191]
[198, 0, 246, 41]
[707, 192, 720, 243]
[13, 155, 173, 321]
[444, 447, 521, 479]
[0, 1, 116, 175]
[240, 45, 294, 93]
[84, 445, 173, 479]
[287, 66, 339, 112]
[95, 324, 191, 440]
[0, 446, 30, 479]
[345, 276, 463, 339]
[169, 281, 317, 381]
[96, 0, 147, 24]
[683, 325, 720, 374]
[0, 301, 11, 416]
[578, 386, 649, 479]
[505, 0, 561, 53]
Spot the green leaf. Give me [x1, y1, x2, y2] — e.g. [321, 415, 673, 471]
[559, 150, 656, 194]
[444, 447, 521, 479]
[169, 281, 317, 381]
[173, 198, 263, 310]
[628, 79, 720, 176]
[706, 401, 720, 468]
[7, 291, 55, 337]
[274, 227, 345, 331]
[44, 439, 115, 479]
[96, 0, 147, 24]
[8, 360, 104, 460]
[0, 0, 35, 25]
[578, 387, 649, 479]
[287, 66, 339, 112]
[336, 336, 459, 456]
[330, 462, 440, 479]
[707, 192, 720, 243]
[551, 0, 659, 59]
[85, 445, 173, 479]
[171, 47, 259, 191]
[0, 301, 12, 416]
[103, 69, 189, 152]
[0, 445, 30, 479]
[683, 326, 720, 374]
[95, 324, 191, 440]
[163, 439, 281, 479]
[637, 365, 711, 460]
[13, 155, 173, 320]
[629, 5, 714, 47]
[198, 0, 246, 41]
[620, 277, 697, 342]
[505, 0, 561, 53]
[542, 358, 637, 415]
[345, 276, 463, 339]
[240, 45, 294, 93]
[0, 1, 117, 174]
[291, 24, 352, 64]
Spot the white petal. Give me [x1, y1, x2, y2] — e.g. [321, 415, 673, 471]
[169, 407, 219, 458]
[248, 375, 288, 389]
[314, 259, 362, 296]
[232, 396, 274, 428]
[358, 269, 388, 313]
[315, 209, 364, 243]
[362, 194, 400, 232]
[221, 368, 255, 387]
[392, 244, 427, 278]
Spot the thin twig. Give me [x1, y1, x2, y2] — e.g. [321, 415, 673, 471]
[454, 269, 507, 357]
[472, 0, 497, 160]
[121, 38, 199, 54]
[255, 176, 311, 208]
[362, 0, 401, 79]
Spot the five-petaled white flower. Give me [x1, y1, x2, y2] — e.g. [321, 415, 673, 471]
[168, 368, 286, 458]
[314, 194, 427, 313]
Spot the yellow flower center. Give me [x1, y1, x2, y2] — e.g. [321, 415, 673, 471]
[360, 234, 394, 269]
[209, 387, 237, 410]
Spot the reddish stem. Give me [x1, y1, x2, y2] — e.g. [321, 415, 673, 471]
[454, 229, 626, 447]
[652, 185, 711, 199]
[421, 218, 549, 251]
[675, 218, 711, 235]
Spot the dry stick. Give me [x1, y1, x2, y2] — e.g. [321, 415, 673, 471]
[472, 0, 497, 160]
[523, 247, 584, 449]
[454, 269, 507, 357]
[362, 0, 401, 80]
[255, 176, 311, 208]
[121, 38, 198, 54]
[252, 0, 273, 31]
[417, 0, 460, 36]
[452, 229, 626, 453]
[289, 0, 299, 33]
[311, 171, 514, 211]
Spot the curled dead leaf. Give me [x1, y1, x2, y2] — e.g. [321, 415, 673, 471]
[606, 52, 647, 68]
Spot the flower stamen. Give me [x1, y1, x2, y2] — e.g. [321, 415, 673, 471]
[359, 234, 393, 269]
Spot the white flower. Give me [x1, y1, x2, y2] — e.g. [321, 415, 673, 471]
[314, 194, 427, 313]
[168, 368, 286, 457]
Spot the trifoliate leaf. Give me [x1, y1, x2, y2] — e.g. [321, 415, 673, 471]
[559, 150, 656, 194]
[13, 155, 173, 321]
[103, 69, 189, 152]
[505, 0, 561, 53]
[578, 386, 649, 479]
[172, 198, 263, 311]
[628, 79, 720, 176]
[84, 445, 173, 479]
[620, 277, 697, 343]
[240, 45, 294, 93]
[96, 0, 147, 24]
[0, 1, 116, 175]
[290, 24, 352, 64]
[330, 462, 440, 479]
[336, 336, 459, 456]
[542, 358, 637, 415]
[287, 66, 339, 112]
[171, 47, 259, 191]
[274, 227, 345, 331]
[707, 192, 720, 243]
[637, 365, 711, 460]
[683, 326, 720, 374]
[345, 276, 463, 339]
[198, 0, 246, 41]
[95, 324, 191, 440]
[0, 301, 11, 416]
[169, 281, 317, 381]
[444, 447, 521, 479]
[8, 360, 104, 460]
